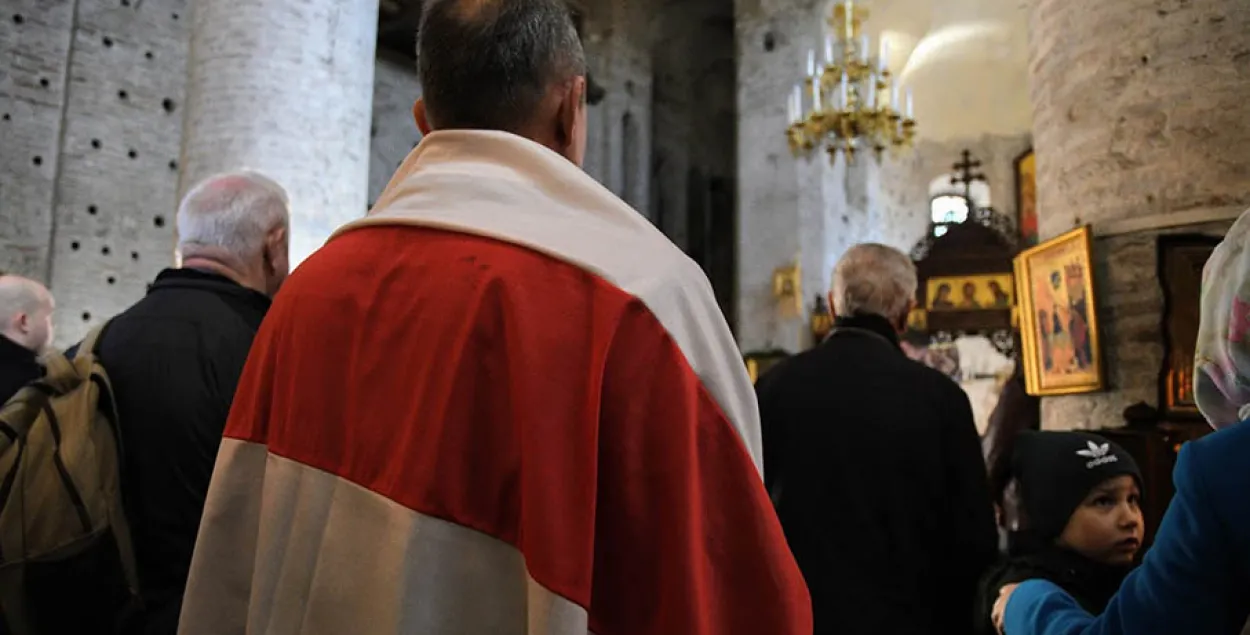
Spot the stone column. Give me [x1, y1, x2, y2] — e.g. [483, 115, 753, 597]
[179, 0, 380, 267]
[1028, 0, 1250, 428]
[736, 0, 833, 353]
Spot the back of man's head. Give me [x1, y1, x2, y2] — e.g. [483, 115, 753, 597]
[0, 275, 55, 352]
[177, 171, 291, 296]
[416, 0, 587, 135]
[831, 243, 918, 324]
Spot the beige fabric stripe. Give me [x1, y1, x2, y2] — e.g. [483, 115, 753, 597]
[179, 439, 594, 635]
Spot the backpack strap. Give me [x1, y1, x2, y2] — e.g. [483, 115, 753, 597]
[78, 321, 142, 602]
[75, 319, 114, 362]
[107, 470, 141, 602]
[95, 363, 140, 600]
[40, 352, 76, 385]
[69, 321, 142, 604]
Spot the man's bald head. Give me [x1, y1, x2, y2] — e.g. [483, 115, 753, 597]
[0, 275, 55, 352]
[416, 0, 587, 135]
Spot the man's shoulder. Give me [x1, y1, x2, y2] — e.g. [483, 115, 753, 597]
[906, 357, 966, 393]
[100, 282, 260, 357]
[319, 223, 705, 315]
[820, 336, 962, 385]
[1177, 422, 1250, 517]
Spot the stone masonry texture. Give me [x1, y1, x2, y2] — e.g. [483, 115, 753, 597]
[3, 0, 704, 348]
[179, 0, 380, 271]
[1, 0, 75, 283]
[1029, 0, 1250, 429]
[736, 0, 831, 352]
[2, 0, 192, 347]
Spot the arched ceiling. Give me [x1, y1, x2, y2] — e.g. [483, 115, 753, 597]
[860, 0, 1033, 142]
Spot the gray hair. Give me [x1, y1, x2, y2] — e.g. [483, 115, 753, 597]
[177, 171, 290, 261]
[831, 243, 918, 320]
[416, 0, 587, 133]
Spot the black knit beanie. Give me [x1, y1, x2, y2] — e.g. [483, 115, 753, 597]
[1011, 430, 1143, 547]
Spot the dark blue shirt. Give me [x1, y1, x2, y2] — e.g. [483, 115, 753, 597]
[1004, 420, 1250, 634]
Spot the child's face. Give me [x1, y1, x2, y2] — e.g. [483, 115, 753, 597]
[1056, 475, 1144, 566]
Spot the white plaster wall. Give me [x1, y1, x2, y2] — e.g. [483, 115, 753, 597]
[878, 132, 1033, 255]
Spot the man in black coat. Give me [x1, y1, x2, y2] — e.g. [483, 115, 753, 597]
[757, 243, 997, 635]
[0, 274, 55, 403]
[96, 171, 290, 635]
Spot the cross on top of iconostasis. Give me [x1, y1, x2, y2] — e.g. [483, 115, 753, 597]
[949, 149, 986, 201]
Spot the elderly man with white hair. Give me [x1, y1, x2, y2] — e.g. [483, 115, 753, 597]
[87, 170, 289, 635]
[756, 243, 998, 635]
[0, 274, 55, 403]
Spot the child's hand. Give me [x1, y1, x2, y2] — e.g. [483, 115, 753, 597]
[991, 583, 1020, 634]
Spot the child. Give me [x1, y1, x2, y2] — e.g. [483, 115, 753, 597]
[974, 430, 1144, 635]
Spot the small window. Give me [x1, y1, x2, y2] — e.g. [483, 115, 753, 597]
[929, 173, 991, 209]
[930, 194, 969, 236]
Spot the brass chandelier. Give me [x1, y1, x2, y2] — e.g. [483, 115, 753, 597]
[786, 1, 917, 163]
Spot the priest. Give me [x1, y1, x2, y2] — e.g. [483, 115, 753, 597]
[176, 1, 811, 634]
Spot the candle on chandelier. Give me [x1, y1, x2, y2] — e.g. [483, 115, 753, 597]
[860, 34, 869, 64]
[839, 71, 849, 109]
[824, 34, 835, 64]
[866, 77, 877, 108]
[807, 49, 816, 77]
[789, 84, 802, 122]
[879, 39, 890, 72]
[905, 88, 914, 118]
[812, 77, 823, 111]
[845, 0, 854, 40]
[891, 84, 899, 110]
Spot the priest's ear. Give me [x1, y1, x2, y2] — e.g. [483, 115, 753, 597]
[556, 76, 588, 167]
[413, 98, 432, 136]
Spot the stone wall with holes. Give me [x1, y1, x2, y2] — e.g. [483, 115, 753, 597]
[878, 133, 1033, 255]
[2, 0, 718, 347]
[1, 0, 190, 347]
[368, 54, 422, 207]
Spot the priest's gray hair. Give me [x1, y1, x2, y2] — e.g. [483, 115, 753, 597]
[177, 171, 290, 261]
[831, 243, 918, 321]
[417, 0, 587, 133]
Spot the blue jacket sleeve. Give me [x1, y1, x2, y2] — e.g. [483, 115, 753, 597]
[1003, 435, 1244, 635]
